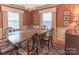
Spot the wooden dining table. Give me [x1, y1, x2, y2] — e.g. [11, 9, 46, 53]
[7, 28, 49, 45]
[0, 28, 49, 54]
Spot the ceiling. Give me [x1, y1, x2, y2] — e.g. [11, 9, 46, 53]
[8, 4, 58, 11]
[16, 4, 47, 8]
[12, 4, 47, 11]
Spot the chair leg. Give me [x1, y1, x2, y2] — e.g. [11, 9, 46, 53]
[41, 39, 44, 49]
[0, 49, 2, 55]
[40, 38, 43, 49]
[48, 40, 50, 50]
[51, 38, 53, 47]
[36, 48, 38, 55]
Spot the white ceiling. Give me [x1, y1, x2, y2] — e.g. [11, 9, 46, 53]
[9, 4, 58, 11]
[11, 4, 47, 11]
[15, 4, 47, 9]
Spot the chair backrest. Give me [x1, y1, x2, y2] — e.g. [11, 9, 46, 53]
[22, 25, 29, 31]
[0, 40, 14, 54]
[49, 28, 54, 37]
[18, 34, 40, 55]
[46, 28, 54, 40]
[33, 25, 41, 29]
[5, 27, 15, 35]
[40, 28, 54, 39]
[5, 27, 15, 32]
[20, 40, 28, 48]
[29, 33, 40, 50]
[41, 25, 48, 30]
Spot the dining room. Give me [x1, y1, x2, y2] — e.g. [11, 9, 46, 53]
[1, 4, 79, 55]
[0, 4, 58, 55]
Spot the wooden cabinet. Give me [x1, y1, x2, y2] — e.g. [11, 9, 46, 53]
[65, 29, 79, 55]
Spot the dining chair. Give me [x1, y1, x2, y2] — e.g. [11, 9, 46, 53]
[18, 33, 40, 55]
[0, 40, 15, 55]
[40, 28, 54, 49]
[41, 25, 48, 30]
[4, 27, 15, 38]
[5, 27, 15, 33]
[33, 25, 41, 29]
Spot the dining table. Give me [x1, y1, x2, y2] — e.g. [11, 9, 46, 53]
[0, 28, 50, 54]
[7, 28, 49, 45]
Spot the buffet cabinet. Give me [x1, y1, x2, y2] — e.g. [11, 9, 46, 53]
[65, 29, 79, 55]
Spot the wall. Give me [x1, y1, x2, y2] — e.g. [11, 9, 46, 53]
[32, 4, 79, 46]
[57, 4, 71, 27]
[0, 11, 3, 27]
[0, 5, 34, 39]
[56, 4, 79, 45]
[56, 4, 79, 27]
[0, 6, 3, 39]
[32, 10, 40, 25]
[0, 6, 2, 28]
[1, 4, 79, 43]
[23, 10, 33, 26]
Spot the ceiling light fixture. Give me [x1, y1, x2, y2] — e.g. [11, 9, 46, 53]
[25, 4, 35, 11]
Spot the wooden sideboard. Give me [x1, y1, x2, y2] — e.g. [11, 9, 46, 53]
[65, 29, 79, 55]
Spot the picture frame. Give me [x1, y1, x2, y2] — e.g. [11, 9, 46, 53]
[64, 11, 70, 15]
[64, 16, 70, 20]
[64, 21, 69, 26]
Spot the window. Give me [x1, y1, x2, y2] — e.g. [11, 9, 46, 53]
[42, 12, 52, 29]
[8, 12, 20, 29]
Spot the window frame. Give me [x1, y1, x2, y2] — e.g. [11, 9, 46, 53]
[7, 11, 20, 30]
[42, 12, 52, 30]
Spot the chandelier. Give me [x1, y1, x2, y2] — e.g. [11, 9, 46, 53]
[25, 4, 36, 11]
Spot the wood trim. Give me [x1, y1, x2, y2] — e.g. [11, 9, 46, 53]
[0, 4, 60, 11]
[19, 14, 23, 30]
[0, 4, 25, 11]
[1, 6, 24, 14]
[2, 12, 8, 36]
[52, 12, 57, 40]
[39, 7, 57, 14]
[34, 4, 60, 11]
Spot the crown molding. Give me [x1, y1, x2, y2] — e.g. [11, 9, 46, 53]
[0, 4, 25, 10]
[0, 4, 60, 12]
[34, 4, 60, 11]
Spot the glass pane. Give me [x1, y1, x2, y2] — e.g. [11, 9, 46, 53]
[43, 12, 52, 29]
[8, 12, 20, 29]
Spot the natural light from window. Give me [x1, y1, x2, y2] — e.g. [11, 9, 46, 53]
[8, 12, 20, 29]
[43, 12, 52, 29]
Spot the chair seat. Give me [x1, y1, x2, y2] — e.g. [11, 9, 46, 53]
[18, 45, 36, 55]
[18, 48, 28, 55]
[1, 44, 14, 53]
[43, 37, 49, 41]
